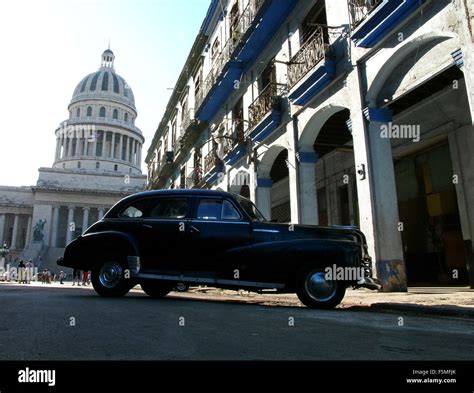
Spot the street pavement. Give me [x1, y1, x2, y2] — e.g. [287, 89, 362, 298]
[1, 282, 473, 360]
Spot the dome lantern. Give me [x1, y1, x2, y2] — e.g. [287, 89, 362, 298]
[101, 48, 115, 69]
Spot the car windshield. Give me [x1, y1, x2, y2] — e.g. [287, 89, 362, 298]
[235, 195, 267, 222]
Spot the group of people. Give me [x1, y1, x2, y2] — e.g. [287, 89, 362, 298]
[72, 269, 91, 286]
[39, 269, 65, 284]
[16, 259, 34, 284]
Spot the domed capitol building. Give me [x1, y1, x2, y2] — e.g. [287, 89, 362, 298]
[0, 49, 146, 271]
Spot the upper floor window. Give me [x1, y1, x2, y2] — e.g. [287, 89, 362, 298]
[229, 2, 240, 39]
[124, 112, 129, 122]
[113, 109, 118, 119]
[87, 106, 92, 117]
[99, 107, 106, 117]
[211, 37, 220, 64]
[193, 63, 203, 98]
[300, 3, 328, 45]
[76, 108, 80, 117]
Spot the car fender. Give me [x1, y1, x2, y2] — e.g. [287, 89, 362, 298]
[62, 230, 140, 270]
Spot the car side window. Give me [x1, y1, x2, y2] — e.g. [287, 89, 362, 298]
[196, 199, 241, 221]
[120, 202, 146, 218]
[149, 198, 187, 219]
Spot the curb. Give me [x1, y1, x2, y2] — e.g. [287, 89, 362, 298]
[349, 302, 474, 318]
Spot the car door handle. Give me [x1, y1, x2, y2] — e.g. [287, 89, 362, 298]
[142, 224, 153, 229]
[190, 225, 200, 233]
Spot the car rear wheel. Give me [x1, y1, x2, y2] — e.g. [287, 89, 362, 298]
[141, 281, 174, 298]
[175, 282, 190, 292]
[296, 268, 346, 309]
[91, 258, 132, 297]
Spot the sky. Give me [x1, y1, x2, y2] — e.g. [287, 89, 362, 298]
[0, 0, 209, 186]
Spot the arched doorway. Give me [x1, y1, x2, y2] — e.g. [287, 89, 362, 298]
[367, 33, 473, 287]
[269, 149, 290, 223]
[298, 106, 357, 227]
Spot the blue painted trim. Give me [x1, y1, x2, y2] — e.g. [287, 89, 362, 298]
[250, 110, 282, 143]
[196, 62, 242, 122]
[224, 144, 247, 167]
[200, 0, 220, 34]
[451, 48, 464, 68]
[299, 151, 319, 164]
[196, 0, 298, 124]
[363, 107, 393, 123]
[257, 178, 273, 188]
[288, 60, 336, 106]
[352, 0, 426, 48]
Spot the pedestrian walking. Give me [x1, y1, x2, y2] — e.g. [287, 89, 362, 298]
[59, 271, 65, 284]
[72, 269, 81, 286]
[18, 260, 25, 284]
[82, 270, 89, 286]
[25, 260, 33, 284]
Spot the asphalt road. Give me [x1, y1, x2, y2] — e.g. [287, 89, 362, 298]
[1, 283, 473, 360]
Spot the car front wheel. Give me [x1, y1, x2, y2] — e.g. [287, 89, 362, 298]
[141, 281, 174, 298]
[296, 268, 346, 309]
[91, 259, 132, 297]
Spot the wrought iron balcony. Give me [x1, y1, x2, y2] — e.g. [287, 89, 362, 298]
[195, 0, 266, 112]
[248, 82, 285, 130]
[287, 26, 331, 89]
[348, 0, 383, 29]
[204, 148, 219, 175]
[181, 108, 196, 134]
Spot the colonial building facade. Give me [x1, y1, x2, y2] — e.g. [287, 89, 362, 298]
[0, 49, 146, 270]
[146, 0, 474, 290]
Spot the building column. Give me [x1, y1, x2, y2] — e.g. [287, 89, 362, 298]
[298, 151, 319, 225]
[119, 134, 124, 160]
[25, 215, 32, 245]
[256, 179, 272, 222]
[65, 206, 75, 245]
[82, 207, 90, 233]
[83, 136, 88, 156]
[125, 136, 130, 163]
[98, 208, 105, 220]
[110, 132, 116, 159]
[67, 135, 74, 157]
[92, 133, 98, 157]
[0, 213, 5, 244]
[51, 206, 60, 248]
[352, 107, 405, 292]
[11, 214, 19, 250]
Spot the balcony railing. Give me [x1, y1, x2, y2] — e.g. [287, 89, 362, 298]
[248, 82, 285, 130]
[348, 0, 383, 29]
[181, 108, 195, 133]
[287, 26, 329, 89]
[204, 149, 219, 175]
[195, 0, 266, 111]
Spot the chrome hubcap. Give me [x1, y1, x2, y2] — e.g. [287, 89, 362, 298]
[305, 271, 337, 302]
[99, 262, 123, 289]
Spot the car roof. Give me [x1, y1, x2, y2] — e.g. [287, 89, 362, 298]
[129, 189, 235, 198]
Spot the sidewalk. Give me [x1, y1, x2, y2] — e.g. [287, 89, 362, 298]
[182, 286, 474, 318]
[2, 280, 473, 317]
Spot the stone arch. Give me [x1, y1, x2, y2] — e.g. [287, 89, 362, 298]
[367, 31, 459, 105]
[257, 144, 287, 179]
[298, 104, 349, 151]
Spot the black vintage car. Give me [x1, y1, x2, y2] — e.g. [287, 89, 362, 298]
[58, 189, 380, 308]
